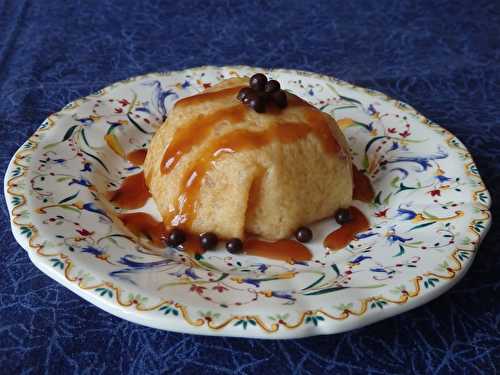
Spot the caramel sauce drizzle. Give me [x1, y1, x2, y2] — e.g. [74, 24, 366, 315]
[161, 88, 342, 230]
[119, 212, 167, 247]
[166, 122, 313, 228]
[323, 206, 370, 251]
[160, 105, 247, 174]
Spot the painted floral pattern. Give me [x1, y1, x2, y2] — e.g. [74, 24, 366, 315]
[5, 66, 491, 338]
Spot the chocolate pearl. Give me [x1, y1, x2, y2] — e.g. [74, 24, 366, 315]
[264, 80, 280, 94]
[243, 89, 257, 104]
[295, 226, 313, 243]
[335, 208, 352, 225]
[167, 228, 186, 247]
[272, 90, 288, 108]
[200, 232, 218, 250]
[249, 73, 267, 92]
[248, 95, 266, 113]
[226, 238, 243, 254]
[237, 87, 253, 102]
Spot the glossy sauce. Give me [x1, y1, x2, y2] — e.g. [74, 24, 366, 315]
[119, 212, 167, 247]
[352, 165, 375, 202]
[323, 206, 370, 250]
[126, 149, 148, 166]
[244, 239, 312, 262]
[160, 105, 247, 174]
[163, 92, 342, 229]
[107, 172, 150, 209]
[166, 122, 313, 228]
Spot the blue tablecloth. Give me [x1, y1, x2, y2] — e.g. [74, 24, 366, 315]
[1, 0, 499, 373]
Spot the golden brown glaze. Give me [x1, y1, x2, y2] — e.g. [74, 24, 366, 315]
[323, 206, 369, 250]
[160, 105, 247, 174]
[244, 239, 312, 262]
[107, 172, 150, 209]
[119, 212, 167, 247]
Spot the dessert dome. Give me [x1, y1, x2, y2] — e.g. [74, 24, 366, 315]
[143, 76, 353, 240]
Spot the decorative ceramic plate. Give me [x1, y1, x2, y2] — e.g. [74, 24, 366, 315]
[4, 66, 491, 339]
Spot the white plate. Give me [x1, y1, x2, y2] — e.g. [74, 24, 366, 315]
[4, 66, 491, 339]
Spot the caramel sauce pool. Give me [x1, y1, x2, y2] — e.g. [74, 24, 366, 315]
[352, 165, 375, 202]
[119, 212, 167, 247]
[107, 172, 150, 209]
[244, 239, 312, 262]
[324, 206, 370, 250]
[126, 148, 147, 166]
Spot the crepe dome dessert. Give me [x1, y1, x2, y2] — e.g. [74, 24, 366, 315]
[143, 75, 353, 241]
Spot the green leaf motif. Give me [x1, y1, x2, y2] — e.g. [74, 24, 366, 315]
[62, 125, 79, 142]
[424, 277, 439, 288]
[20, 226, 32, 238]
[95, 287, 113, 298]
[370, 300, 388, 309]
[50, 258, 64, 269]
[159, 305, 179, 316]
[303, 286, 346, 296]
[301, 274, 325, 291]
[58, 191, 80, 204]
[409, 221, 436, 232]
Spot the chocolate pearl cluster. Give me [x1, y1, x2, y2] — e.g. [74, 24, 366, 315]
[237, 73, 288, 113]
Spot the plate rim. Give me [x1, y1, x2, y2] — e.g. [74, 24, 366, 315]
[4, 65, 492, 339]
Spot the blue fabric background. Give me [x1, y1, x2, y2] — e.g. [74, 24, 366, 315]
[0, 0, 499, 373]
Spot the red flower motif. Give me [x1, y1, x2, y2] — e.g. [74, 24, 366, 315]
[399, 130, 411, 138]
[190, 285, 206, 294]
[202, 83, 212, 89]
[212, 285, 228, 293]
[375, 208, 389, 217]
[114, 107, 123, 113]
[388, 128, 397, 133]
[429, 189, 441, 197]
[118, 99, 130, 107]
[76, 228, 93, 236]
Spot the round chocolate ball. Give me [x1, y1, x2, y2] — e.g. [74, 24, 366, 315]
[237, 87, 253, 102]
[200, 232, 218, 250]
[295, 226, 313, 243]
[272, 90, 288, 108]
[264, 80, 280, 94]
[167, 228, 186, 247]
[335, 208, 352, 225]
[248, 95, 266, 113]
[242, 88, 257, 104]
[226, 238, 244, 254]
[249, 73, 267, 92]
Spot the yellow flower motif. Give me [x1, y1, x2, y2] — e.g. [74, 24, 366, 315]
[89, 114, 102, 122]
[336, 118, 354, 128]
[259, 290, 273, 297]
[73, 201, 84, 210]
[230, 276, 244, 284]
[276, 271, 297, 280]
[412, 214, 425, 223]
